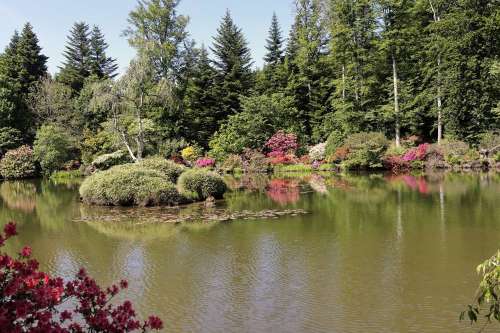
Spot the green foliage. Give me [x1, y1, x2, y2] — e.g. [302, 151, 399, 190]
[0, 127, 22, 156]
[220, 154, 243, 173]
[50, 170, 83, 181]
[137, 156, 185, 183]
[177, 168, 227, 200]
[158, 138, 189, 158]
[91, 151, 132, 171]
[124, 0, 189, 81]
[461, 251, 500, 327]
[211, 10, 253, 119]
[33, 125, 73, 175]
[80, 164, 184, 206]
[325, 130, 345, 157]
[439, 138, 470, 164]
[264, 13, 284, 66]
[80, 129, 116, 165]
[241, 149, 270, 173]
[273, 164, 314, 173]
[0, 145, 37, 179]
[209, 94, 302, 160]
[340, 132, 389, 170]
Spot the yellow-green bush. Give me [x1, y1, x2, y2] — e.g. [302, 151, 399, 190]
[177, 169, 227, 200]
[80, 164, 184, 206]
[137, 157, 186, 182]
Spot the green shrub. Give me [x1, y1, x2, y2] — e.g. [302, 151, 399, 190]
[0, 145, 37, 179]
[341, 132, 389, 170]
[494, 152, 500, 162]
[177, 169, 227, 200]
[50, 170, 83, 181]
[80, 164, 184, 206]
[80, 129, 116, 165]
[0, 127, 22, 156]
[159, 138, 188, 158]
[273, 164, 314, 173]
[325, 130, 345, 157]
[33, 125, 73, 175]
[91, 151, 132, 171]
[220, 154, 243, 173]
[137, 157, 185, 182]
[440, 138, 470, 164]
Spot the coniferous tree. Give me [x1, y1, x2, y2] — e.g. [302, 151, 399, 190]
[211, 10, 253, 121]
[16, 23, 48, 94]
[0, 24, 47, 137]
[264, 13, 284, 66]
[436, 0, 500, 142]
[285, 0, 331, 141]
[183, 46, 218, 146]
[58, 22, 92, 92]
[89, 26, 118, 79]
[326, 0, 379, 137]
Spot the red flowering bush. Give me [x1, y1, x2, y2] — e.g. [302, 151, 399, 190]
[265, 131, 299, 156]
[0, 222, 163, 332]
[402, 143, 429, 162]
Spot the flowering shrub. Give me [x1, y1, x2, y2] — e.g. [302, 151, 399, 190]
[0, 145, 37, 180]
[267, 151, 297, 165]
[220, 154, 243, 173]
[0, 222, 163, 332]
[181, 146, 202, 162]
[242, 149, 270, 173]
[402, 143, 429, 162]
[265, 131, 299, 156]
[195, 157, 216, 168]
[308, 142, 326, 162]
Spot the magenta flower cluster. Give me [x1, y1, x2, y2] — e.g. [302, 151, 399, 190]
[195, 157, 215, 168]
[265, 131, 299, 156]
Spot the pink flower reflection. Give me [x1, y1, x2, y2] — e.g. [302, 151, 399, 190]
[266, 179, 300, 205]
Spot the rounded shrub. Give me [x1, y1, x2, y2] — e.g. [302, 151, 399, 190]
[80, 164, 184, 207]
[0, 146, 37, 180]
[91, 151, 132, 171]
[137, 157, 186, 182]
[177, 169, 227, 200]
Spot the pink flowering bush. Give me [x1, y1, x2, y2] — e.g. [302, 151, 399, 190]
[265, 131, 299, 156]
[0, 222, 163, 332]
[195, 157, 215, 168]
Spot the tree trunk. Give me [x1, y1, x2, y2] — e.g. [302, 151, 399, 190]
[342, 64, 346, 101]
[392, 53, 401, 147]
[429, 0, 443, 144]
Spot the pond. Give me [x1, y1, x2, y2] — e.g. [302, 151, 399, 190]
[1, 172, 499, 333]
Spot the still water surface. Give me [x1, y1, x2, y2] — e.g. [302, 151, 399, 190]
[1, 172, 499, 333]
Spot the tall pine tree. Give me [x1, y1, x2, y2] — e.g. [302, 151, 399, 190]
[0, 24, 47, 137]
[264, 13, 284, 66]
[211, 10, 253, 121]
[58, 22, 92, 92]
[89, 26, 118, 79]
[183, 46, 218, 146]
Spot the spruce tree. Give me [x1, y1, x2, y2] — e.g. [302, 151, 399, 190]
[16, 23, 48, 95]
[89, 26, 118, 79]
[264, 13, 284, 66]
[183, 46, 218, 146]
[211, 10, 253, 120]
[58, 22, 92, 92]
[0, 25, 47, 137]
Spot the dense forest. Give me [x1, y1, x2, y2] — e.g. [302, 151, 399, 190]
[0, 0, 499, 174]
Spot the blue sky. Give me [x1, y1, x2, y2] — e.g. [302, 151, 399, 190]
[0, 0, 295, 75]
